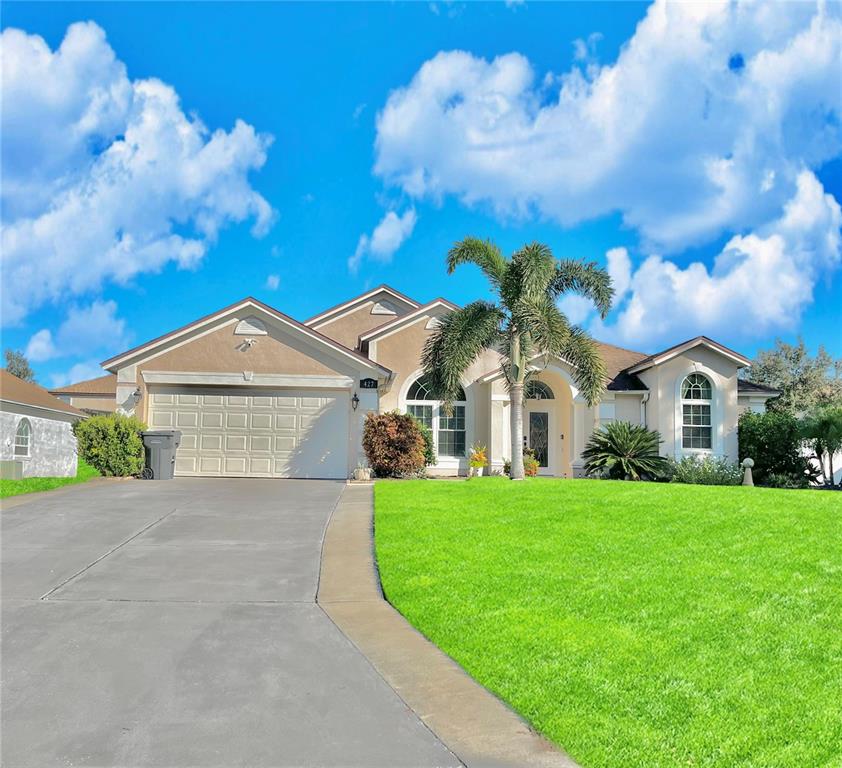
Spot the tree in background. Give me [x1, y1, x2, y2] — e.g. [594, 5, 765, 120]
[748, 338, 842, 415]
[422, 237, 612, 480]
[4, 349, 36, 383]
[799, 407, 842, 488]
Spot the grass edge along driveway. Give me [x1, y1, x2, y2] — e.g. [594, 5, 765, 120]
[0, 458, 99, 499]
[374, 478, 841, 768]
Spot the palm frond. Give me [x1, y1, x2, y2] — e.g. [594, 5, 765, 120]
[582, 421, 666, 480]
[422, 301, 504, 403]
[504, 242, 556, 306]
[558, 326, 607, 406]
[551, 259, 614, 318]
[447, 238, 509, 290]
[512, 296, 571, 360]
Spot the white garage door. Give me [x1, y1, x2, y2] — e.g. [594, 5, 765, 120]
[148, 387, 349, 479]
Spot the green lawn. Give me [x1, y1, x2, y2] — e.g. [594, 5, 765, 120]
[0, 459, 100, 499]
[375, 478, 842, 768]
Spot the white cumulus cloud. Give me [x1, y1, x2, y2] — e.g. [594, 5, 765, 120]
[349, 208, 417, 273]
[0, 21, 274, 325]
[590, 171, 842, 348]
[49, 360, 110, 389]
[26, 299, 130, 362]
[265, 274, 280, 290]
[374, 1, 841, 252]
[374, 0, 842, 347]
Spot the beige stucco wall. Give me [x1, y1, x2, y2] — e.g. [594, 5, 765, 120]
[65, 395, 116, 412]
[614, 394, 643, 425]
[312, 294, 416, 350]
[638, 346, 741, 460]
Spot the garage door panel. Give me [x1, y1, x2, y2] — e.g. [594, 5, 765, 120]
[176, 411, 198, 428]
[223, 457, 247, 475]
[151, 411, 174, 427]
[150, 387, 349, 478]
[249, 457, 272, 475]
[199, 456, 223, 474]
[180, 434, 198, 450]
[226, 412, 248, 429]
[273, 435, 296, 452]
[250, 435, 272, 452]
[200, 434, 223, 451]
[225, 435, 247, 451]
[175, 455, 197, 474]
[200, 412, 223, 428]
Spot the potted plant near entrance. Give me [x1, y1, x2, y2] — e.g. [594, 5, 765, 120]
[469, 443, 488, 477]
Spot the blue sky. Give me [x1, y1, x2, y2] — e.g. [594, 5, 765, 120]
[1, 1, 840, 387]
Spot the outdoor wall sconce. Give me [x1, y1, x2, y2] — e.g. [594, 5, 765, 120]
[132, 387, 143, 404]
[351, 393, 360, 411]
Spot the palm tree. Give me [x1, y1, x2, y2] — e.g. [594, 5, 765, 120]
[422, 237, 613, 480]
[800, 407, 842, 487]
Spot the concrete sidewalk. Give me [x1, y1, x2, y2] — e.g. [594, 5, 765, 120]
[318, 483, 579, 768]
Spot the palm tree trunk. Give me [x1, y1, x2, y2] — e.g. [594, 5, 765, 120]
[829, 451, 835, 488]
[510, 383, 525, 480]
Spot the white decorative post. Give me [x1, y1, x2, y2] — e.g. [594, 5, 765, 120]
[741, 457, 754, 487]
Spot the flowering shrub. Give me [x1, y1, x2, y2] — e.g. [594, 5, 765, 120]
[362, 411, 426, 478]
[664, 455, 742, 486]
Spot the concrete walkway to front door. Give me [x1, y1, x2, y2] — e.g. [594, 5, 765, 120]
[1, 479, 460, 767]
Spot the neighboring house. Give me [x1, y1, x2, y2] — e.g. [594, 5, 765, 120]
[100, 286, 779, 479]
[0, 369, 85, 479]
[49, 374, 118, 414]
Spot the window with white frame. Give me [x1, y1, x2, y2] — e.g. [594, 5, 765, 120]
[14, 418, 31, 458]
[406, 376, 466, 457]
[681, 373, 712, 450]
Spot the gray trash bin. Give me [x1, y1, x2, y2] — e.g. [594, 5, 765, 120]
[141, 430, 182, 480]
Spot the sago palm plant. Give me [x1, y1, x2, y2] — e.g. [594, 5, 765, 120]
[422, 237, 613, 480]
[582, 421, 666, 481]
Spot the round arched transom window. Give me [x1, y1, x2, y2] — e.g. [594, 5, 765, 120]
[681, 373, 712, 449]
[405, 375, 466, 457]
[525, 380, 554, 400]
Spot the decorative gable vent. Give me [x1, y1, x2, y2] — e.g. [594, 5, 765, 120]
[234, 316, 268, 335]
[371, 300, 398, 316]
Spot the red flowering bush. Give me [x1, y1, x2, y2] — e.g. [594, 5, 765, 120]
[362, 411, 426, 478]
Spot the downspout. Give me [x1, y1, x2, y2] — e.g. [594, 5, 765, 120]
[640, 391, 650, 428]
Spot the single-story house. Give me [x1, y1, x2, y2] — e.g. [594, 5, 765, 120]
[0, 369, 85, 479]
[96, 285, 778, 479]
[50, 374, 117, 414]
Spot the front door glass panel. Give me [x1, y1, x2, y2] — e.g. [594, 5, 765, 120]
[529, 412, 549, 467]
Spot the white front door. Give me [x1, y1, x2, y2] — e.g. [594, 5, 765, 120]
[148, 387, 349, 479]
[525, 406, 555, 475]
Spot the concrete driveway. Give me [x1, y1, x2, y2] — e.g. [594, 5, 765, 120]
[1, 479, 460, 768]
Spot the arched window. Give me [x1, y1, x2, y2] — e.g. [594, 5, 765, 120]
[681, 373, 712, 450]
[14, 418, 31, 458]
[405, 375, 467, 457]
[525, 380, 554, 400]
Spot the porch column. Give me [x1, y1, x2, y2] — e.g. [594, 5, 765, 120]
[570, 396, 596, 478]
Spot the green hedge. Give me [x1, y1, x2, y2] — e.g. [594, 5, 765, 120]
[738, 410, 811, 487]
[73, 414, 146, 477]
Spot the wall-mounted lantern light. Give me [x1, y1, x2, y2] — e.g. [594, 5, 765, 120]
[132, 387, 143, 404]
[351, 393, 360, 411]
